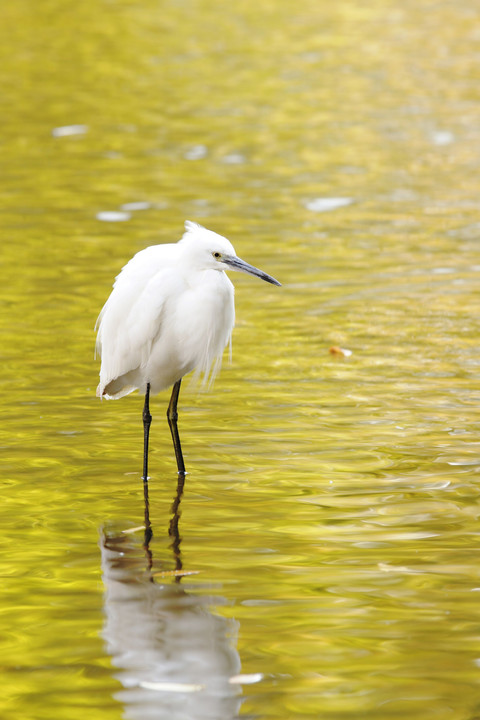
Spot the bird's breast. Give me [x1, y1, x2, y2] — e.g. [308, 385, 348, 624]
[176, 271, 235, 362]
[147, 270, 235, 391]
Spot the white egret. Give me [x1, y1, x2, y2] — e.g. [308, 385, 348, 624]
[95, 221, 281, 479]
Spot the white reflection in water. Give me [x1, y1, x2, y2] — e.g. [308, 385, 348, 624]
[100, 484, 241, 720]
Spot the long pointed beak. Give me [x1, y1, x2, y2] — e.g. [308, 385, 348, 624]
[222, 254, 281, 286]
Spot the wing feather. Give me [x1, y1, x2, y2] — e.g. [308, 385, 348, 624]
[95, 245, 178, 397]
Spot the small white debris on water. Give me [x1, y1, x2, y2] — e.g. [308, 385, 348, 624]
[52, 124, 88, 137]
[431, 130, 455, 146]
[184, 144, 208, 160]
[120, 201, 151, 212]
[96, 211, 131, 222]
[304, 197, 353, 212]
[222, 153, 246, 164]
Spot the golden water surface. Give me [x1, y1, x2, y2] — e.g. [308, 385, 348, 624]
[1, 1, 480, 718]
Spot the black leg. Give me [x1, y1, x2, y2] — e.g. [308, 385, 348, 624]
[142, 382, 152, 481]
[143, 471, 153, 570]
[167, 379, 186, 475]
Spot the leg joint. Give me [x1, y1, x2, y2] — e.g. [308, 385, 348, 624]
[167, 408, 178, 423]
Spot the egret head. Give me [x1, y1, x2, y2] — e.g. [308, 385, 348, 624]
[181, 221, 281, 286]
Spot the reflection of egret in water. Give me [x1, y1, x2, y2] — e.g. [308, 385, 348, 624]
[100, 476, 242, 720]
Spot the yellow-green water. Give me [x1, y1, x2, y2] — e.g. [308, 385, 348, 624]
[2, 1, 480, 718]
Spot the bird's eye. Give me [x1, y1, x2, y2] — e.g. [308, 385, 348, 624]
[213, 252, 221, 259]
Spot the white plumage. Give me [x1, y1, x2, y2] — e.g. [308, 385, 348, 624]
[96, 221, 236, 398]
[95, 220, 280, 476]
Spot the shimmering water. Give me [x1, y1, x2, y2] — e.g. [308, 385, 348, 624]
[2, 0, 480, 718]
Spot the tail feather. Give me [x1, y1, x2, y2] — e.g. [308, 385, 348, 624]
[97, 371, 140, 400]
